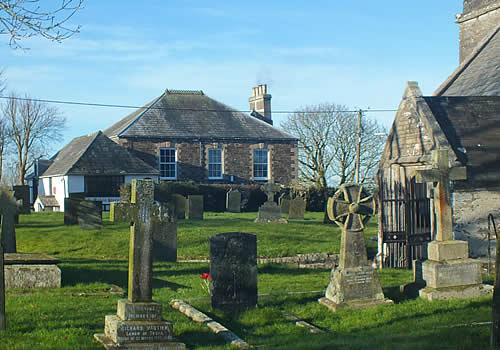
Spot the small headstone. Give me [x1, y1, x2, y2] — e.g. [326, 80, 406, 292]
[187, 195, 203, 220]
[64, 198, 79, 225]
[210, 232, 257, 311]
[255, 182, 286, 223]
[152, 204, 177, 262]
[77, 200, 103, 230]
[95, 179, 185, 349]
[109, 202, 131, 223]
[279, 194, 290, 214]
[226, 190, 241, 213]
[173, 194, 186, 220]
[288, 197, 306, 220]
[12, 185, 30, 214]
[0, 190, 18, 253]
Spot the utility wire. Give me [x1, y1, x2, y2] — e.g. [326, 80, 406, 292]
[0, 95, 397, 114]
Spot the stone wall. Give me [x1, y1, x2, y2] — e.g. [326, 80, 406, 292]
[118, 139, 298, 185]
[452, 189, 500, 257]
[458, 1, 500, 62]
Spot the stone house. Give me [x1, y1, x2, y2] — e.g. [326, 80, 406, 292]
[34, 85, 298, 211]
[104, 85, 298, 184]
[377, 0, 500, 267]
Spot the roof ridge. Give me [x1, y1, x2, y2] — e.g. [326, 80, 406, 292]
[117, 93, 165, 137]
[64, 131, 103, 175]
[434, 24, 500, 96]
[166, 89, 204, 95]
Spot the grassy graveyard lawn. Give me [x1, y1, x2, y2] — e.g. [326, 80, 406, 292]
[0, 212, 493, 349]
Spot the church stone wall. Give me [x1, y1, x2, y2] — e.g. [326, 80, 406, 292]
[453, 189, 500, 257]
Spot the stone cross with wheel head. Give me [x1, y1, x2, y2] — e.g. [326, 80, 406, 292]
[411, 148, 492, 300]
[94, 179, 185, 349]
[319, 184, 392, 311]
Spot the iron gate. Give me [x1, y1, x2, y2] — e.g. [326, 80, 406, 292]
[378, 177, 432, 268]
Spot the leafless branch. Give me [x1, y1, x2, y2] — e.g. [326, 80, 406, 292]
[0, 0, 84, 48]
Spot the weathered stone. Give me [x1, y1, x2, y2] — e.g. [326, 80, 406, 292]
[0, 190, 18, 253]
[0, 243, 5, 330]
[117, 300, 163, 321]
[110, 202, 132, 223]
[77, 200, 103, 229]
[255, 183, 286, 223]
[186, 195, 203, 220]
[288, 197, 306, 220]
[226, 190, 241, 213]
[12, 185, 30, 214]
[152, 205, 177, 262]
[210, 232, 257, 311]
[64, 198, 79, 225]
[3, 253, 61, 289]
[172, 195, 186, 220]
[320, 184, 392, 311]
[427, 240, 469, 261]
[279, 194, 290, 214]
[95, 179, 185, 349]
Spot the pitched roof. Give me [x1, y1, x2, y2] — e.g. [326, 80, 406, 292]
[104, 89, 297, 142]
[435, 25, 500, 96]
[423, 96, 500, 188]
[42, 131, 159, 177]
[37, 195, 59, 207]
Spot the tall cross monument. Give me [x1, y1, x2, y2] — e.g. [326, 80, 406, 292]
[415, 148, 492, 300]
[95, 179, 185, 349]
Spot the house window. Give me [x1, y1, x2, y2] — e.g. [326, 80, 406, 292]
[159, 148, 177, 179]
[208, 148, 223, 179]
[253, 148, 269, 180]
[85, 176, 124, 197]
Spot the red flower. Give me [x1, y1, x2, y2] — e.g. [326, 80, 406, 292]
[200, 272, 212, 280]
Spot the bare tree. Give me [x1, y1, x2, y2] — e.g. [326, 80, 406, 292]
[3, 93, 65, 184]
[0, 0, 83, 48]
[282, 104, 387, 188]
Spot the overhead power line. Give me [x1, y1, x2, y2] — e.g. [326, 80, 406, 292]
[0, 95, 397, 114]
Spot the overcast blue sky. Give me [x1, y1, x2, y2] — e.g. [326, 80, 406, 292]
[1, 0, 463, 151]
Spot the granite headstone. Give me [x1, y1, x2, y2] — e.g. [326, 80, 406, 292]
[187, 195, 203, 220]
[226, 190, 241, 213]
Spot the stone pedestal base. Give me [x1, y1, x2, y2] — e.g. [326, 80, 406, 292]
[255, 202, 287, 223]
[319, 265, 392, 312]
[95, 299, 185, 350]
[415, 240, 493, 301]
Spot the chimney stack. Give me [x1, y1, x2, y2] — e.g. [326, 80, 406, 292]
[249, 84, 272, 125]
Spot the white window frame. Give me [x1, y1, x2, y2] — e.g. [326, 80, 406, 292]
[207, 148, 223, 180]
[159, 148, 177, 180]
[253, 148, 269, 181]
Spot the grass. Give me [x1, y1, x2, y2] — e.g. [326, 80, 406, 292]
[0, 212, 493, 349]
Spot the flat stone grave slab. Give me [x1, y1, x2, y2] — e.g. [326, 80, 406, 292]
[4, 253, 61, 289]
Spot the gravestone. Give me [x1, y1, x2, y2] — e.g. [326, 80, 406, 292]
[4, 253, 61, 288]
[152, 204, 177, 262]
[226, 190, 241, 213]
[319, 184, 392, 311]
[109, 202, 131, 223]
[64, 198, 79, 225]
[0, 190, 18, 253]
[414, 148, 492, 300]
[255, 182, 287, 223]
[173, 194, 186, 220]
[77, 200, 103, 230]
[279, 194, 290, 214]
[288, 197, 306, 220]
[12, 185, 30, 215]
[187, 195, 203, 220]
[210, 232, 257, 311]
[95, 179, 185, 349]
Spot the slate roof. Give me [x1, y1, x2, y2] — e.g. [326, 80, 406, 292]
[424, 96, 500, 188]
[104, 90, 297, 142]
[42, 131, 159, 177]
[435, 25, 500, 96]
[37, 195, 59, 207]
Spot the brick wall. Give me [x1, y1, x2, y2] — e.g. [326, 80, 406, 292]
[118, 139, 298, 185]
[458, 2, 500, 62]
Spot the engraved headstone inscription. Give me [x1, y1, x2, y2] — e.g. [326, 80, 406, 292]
[94, 179, 185, 349]
[319, 184, 392, 311]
